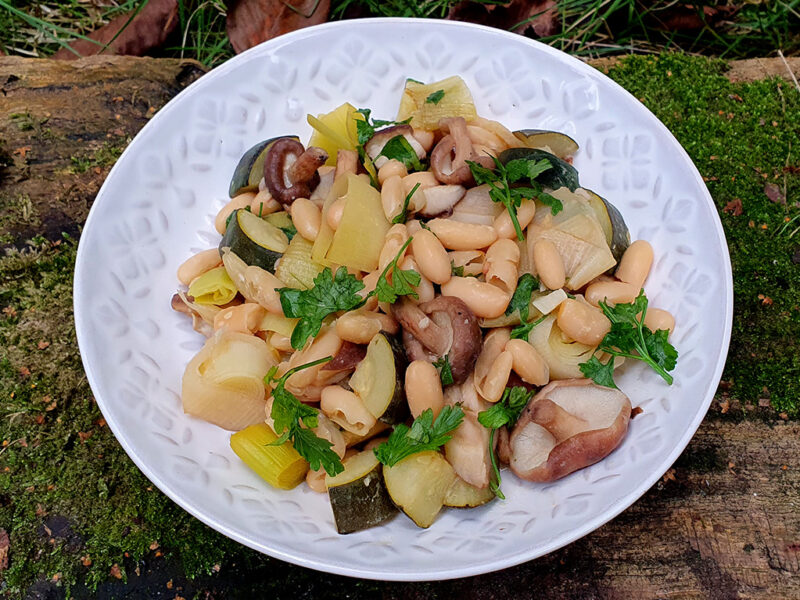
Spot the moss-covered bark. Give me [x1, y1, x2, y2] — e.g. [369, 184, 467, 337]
[0, 53, 798, 596]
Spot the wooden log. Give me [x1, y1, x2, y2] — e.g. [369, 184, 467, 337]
[0, 56, 206, 246]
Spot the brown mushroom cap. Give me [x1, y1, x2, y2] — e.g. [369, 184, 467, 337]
[264, 138, 328, 206]
[392, 295, 481, 385]
[365, 125, 426, 168]
[509, 379, 632, 482]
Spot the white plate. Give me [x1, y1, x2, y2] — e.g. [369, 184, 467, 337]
[74, 18, 733, 581]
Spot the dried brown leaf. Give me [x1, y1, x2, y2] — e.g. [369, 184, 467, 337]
[53, 0, 178, 60]
[723, 198, 743, 216]
[227, 0, 331, 54]
[764, 182, 786, 204]
[448, 0, 558, 37]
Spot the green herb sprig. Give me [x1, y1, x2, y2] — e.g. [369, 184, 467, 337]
[477, 386, 533, 499]
[467, 156, 563, 241]
[265, 356, 344, 477]
[392, 182, 420, 224]
[432, 355, 454, 386]
[377, 135, 424, 171]
[426, 89, 445, 104]
[372, 237, 421, 303]
[373, 405, 465, 467]
[579, 290, 678, 388]
[505, 273, 545, 339]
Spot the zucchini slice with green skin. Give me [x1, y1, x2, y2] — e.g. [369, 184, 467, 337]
[383, 451, 456, 528]
[219, 208, 288, 272]
[444, 476, 495, 508]
[263, 211, 296, 240]
[326, 450, 397, 534]
[498, 147, 580, 192]
[513, 129, 579, 160]
[349, 333, 408, 425]
[583, 188, 631, 262]
[228, 135, 299, 197]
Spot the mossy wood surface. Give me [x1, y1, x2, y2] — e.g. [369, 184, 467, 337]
[0, 54, 798, 598]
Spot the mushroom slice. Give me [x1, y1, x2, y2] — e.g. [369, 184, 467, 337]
[392, 296, 481, 385]
[418, 185, 466, 218]
[509, 379, 632, 482]
[365, 125, 426, 169]
[430, 117, 494, 186]
[264, 138, 328, 206]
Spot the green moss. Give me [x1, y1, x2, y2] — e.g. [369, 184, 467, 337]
[68, 143, 126, 174]
[0, 53, 798, 595]
[605, 53, 800, 417]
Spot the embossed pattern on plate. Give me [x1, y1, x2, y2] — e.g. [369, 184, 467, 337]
[74, 19, 733, 581]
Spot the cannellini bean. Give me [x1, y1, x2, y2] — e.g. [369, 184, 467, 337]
[402, 172, 437, 211]
[213, 303, 267, 334]
[291, 197, 321, 242]
[306, 467, 327, 493]
[400, 256, 435, 303]
[379, 224, 410, 270]
[314, 412, 347, 458]
[556, 298, 611, 346]
[380, 175, 405, 222]
[474, 328, 510, 390]
[320, 386, 376, 436]
[410, 229, 451, 284]
[177, 249, 222, 287]
[644, 307, 675, 334]
[358, 270, 381, 311]
[326, 196, 347, 230]
[470, 116, 524, 149]
[405, 360, 445, 418]
[506, 339, 549, 385]
[585, 280, 639, 307]
[269, 332, 294, 353]
[427, 219, 498, 250]
[616, 240, 654, 290]
[336, 310, 398, 344]
[378, 159, 408, 186]
[533, 239, 566, 290]
[448, 250, 484, 276]
[250, 189, 281, 216]
[215, 192, 254, 234]
[479, 350, 513, 403]
[441, 276, 510, 318]
[484, 238, 520, 295]
[286, 328, 342, 389]
[467, 125, 506, 153]
[494, 200, 537, 239]
[412, 128, 435, 152]
[405, 219, 422, 235]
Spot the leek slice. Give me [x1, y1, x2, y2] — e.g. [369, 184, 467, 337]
[231, 423, 308, 489]
[188, 266, 237, 305]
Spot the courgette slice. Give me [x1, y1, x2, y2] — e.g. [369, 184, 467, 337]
[263, 211, 296, 240]
[498, 147, 580, 192]
[220, 209, 288, 272]
[274, 234, 324, 290]
[582, 188, 630, 262]
[349, 333, 408, 425]
[513, 129, 579, 160]
[326, 450, 397, 534]
[383, 451, 456, 528]
[444, 476, 496, 508]
[229, 135, 299, 197]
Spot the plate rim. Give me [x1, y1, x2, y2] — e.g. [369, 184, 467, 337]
[74, 17, 734, 581]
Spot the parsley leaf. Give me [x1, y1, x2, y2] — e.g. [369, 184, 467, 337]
[510, 314, 546, 341]
[377, 135, 424, 171]
[579, 290, 679, 388]
[433, 355, 454, 386]
[354, 108, 411, 188]
[392, 183, 420, 224]
[278, 267, 365, 349]
[451, 262, 465, 277]
[477, 386, 533, 499]
[466, 156, 562, 241]
[278, 222, 297, 241]
[425, 89, 445, 104]
[265, 357, 344, 476]
[505, 273, 540, 322]
[373, 405, 465, 467]
[371, 237, 421, 303]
